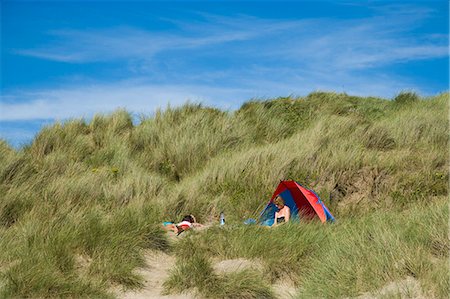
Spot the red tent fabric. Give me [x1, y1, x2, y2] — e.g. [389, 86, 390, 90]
[260, 180, 335, 224]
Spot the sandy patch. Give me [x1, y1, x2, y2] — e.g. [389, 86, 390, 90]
[213, 258, 298, 299]
[116, 251, 194, 299]
[352, 276, 426, 299]
[272, 279, 297, 299]
[213, 258, 264, 274]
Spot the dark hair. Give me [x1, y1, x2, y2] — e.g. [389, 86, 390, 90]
[182, 215, 195, 223]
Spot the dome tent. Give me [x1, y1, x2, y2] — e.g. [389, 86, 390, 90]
[259, 180, 335, 226]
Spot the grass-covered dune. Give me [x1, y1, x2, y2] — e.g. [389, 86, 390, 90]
[0, 91, 448, 298]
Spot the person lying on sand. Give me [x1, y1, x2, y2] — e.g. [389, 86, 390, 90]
[163, 214, 204, 235]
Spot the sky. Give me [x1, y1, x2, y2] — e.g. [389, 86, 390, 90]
[1, 0, 449, 147]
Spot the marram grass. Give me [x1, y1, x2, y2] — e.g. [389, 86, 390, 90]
[0, 92, 448, 298]
[167, 196, 448, 298]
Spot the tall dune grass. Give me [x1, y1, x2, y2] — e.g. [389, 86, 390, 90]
[0, 92, 448, 298]
[166, 196, 448, 298]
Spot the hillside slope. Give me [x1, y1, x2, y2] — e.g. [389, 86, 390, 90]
[0, 92, 448, 298]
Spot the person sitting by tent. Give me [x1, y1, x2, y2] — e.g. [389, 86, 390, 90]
[163, 214, 203, 235]
[257, 181, 335, 226]
[272, 196, 290, 226]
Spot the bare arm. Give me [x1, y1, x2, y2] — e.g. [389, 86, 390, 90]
[272, 211, 279, 227]
[285, 207, 291, 222]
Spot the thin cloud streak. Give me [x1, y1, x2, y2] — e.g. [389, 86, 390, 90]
[267, 14, 448, 70]
[13, 19, 262, 63]
[15, 27, 174, 63]
[0, 81, 251, 121]
[13, 9, 447, 72]
[0, 69, 425, 122]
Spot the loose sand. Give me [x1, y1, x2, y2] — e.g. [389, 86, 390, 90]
[116, 229, 299, 299]
[117, 251, 194, 299]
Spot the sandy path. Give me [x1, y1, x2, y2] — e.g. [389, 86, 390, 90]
[117, 253, 297, 299]
[117, 251, 194, 299]
[116, 228, 297, 299]
[213, 258, 297, 299]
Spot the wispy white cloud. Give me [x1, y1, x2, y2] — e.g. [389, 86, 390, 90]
[15, 27, 174, 63]
[0, 69, 425, 122]
[14, 11, 308, 63]
[13, 7, 447, 72]
[0, 80, 252, 121]
[13, 17, 271, 63]
[263, 13, 448, 70]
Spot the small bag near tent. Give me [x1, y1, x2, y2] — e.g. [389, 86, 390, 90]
[259, 180, 335, 226]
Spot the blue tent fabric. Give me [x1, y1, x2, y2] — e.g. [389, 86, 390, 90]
[259, 181, 335, 225]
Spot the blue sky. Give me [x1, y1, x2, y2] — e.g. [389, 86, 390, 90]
[1, 0, 448, 147]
